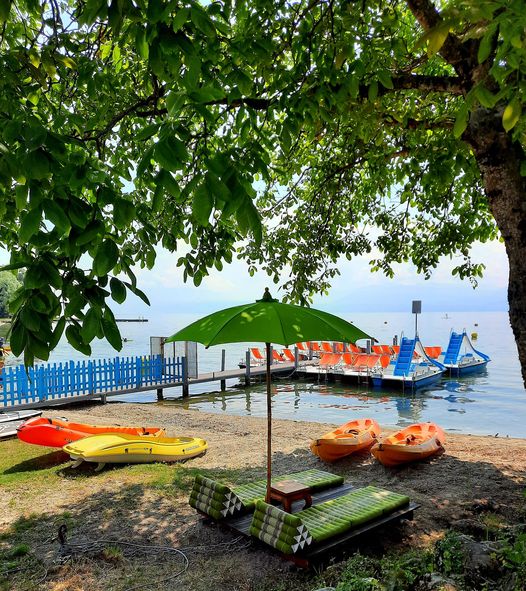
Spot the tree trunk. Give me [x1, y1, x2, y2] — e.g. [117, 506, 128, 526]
[467, 108, 526, 387]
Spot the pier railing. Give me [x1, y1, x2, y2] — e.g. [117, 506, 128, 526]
[0, 355, 184, 408]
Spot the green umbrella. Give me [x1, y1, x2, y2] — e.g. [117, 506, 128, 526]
[166, 288, 373, 502]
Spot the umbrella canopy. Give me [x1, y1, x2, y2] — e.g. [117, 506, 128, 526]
[166, 288, 374, 502]
[166, 288, 372, 347]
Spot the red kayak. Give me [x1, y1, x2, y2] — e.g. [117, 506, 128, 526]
[17, 417, 165, 448]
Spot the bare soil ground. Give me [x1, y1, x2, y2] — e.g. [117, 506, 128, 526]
[1, 402, 525, 591]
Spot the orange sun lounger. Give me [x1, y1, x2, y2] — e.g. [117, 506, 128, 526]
[307, 342, 321, 352]
[321, 342, 334, 353]
[250, 348, 265, 362]
[282, 349, 296, 362]
[318, 353, 342, 368]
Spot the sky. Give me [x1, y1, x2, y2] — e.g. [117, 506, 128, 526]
[122, 237, 509, 315]
[1, 235, 509, 316]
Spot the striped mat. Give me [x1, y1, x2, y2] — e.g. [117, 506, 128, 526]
[189, 469, 344, 520]
[249, 486, 410, 554]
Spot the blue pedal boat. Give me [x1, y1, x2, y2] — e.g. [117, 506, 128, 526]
[371, 336, 445, 390]
[438, 331, 490, 376]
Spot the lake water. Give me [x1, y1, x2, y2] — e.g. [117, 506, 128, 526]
[42, 311, 526, 437]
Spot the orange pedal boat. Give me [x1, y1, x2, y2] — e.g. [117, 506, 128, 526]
[371, 422, 445, 467]
[310, 418, 380, 462]
[17, 417, 165, 448]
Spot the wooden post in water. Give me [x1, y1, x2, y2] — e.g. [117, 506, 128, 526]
[182, 356, 189, 398]
[157, 388, 164, 401]
[220, 349, 226, 391]
[294, 345, 299, 371]
[245, 350, 251, 385]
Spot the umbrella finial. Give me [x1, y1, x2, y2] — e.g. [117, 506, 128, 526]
[258, 287, 278, 303]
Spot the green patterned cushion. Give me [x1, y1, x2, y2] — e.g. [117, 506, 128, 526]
[250, 486, 410, 554]
[189, 469, 344, 520]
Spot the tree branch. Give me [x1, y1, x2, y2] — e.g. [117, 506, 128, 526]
[405, 0, 477, 83]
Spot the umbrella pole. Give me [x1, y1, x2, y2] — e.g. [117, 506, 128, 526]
[265, 341, 272, 503]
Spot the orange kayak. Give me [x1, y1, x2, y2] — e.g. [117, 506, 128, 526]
[310, 418, 380, 462]
[17, 417, 165, 448]
[371, 422, 445, 467]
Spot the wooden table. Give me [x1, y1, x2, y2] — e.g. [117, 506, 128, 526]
[269, 479, 313, 513]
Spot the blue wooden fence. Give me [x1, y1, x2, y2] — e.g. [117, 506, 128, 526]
[0, 355, 184, 408]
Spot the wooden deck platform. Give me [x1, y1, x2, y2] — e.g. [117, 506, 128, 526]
[202, 483, 418, 568]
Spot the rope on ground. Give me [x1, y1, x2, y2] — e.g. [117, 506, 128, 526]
[56, 524, 251, 590]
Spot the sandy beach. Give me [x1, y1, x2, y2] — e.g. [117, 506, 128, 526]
[2, 402, 526, 590]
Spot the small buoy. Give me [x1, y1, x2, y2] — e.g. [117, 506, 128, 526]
[474, 323, 478, 327]
[471, 332, 478, 340]
[384, 321, 387, 324]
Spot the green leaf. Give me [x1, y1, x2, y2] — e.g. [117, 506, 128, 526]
[20, 306, 41, 331]
[377, 70, 393, 89]
[113, 198, 136, 229]
[172, 7, 190, 32]
[102, 312, 123, 350]
[502, 98, 522, 132]
[188, 86, 224, 103]
[426, 23, 449, 57]
[166, 92, 186, 115]
[24, 149, 50, 180]
[0, 261, 28, 272]
[110, 277, 127, 303]
[190, 7, 216, 38]
[453, 103, 469, 139]
[19, 207, 42, 242]
[136, 145, 154, 176]
[158, 169, 180, 198]
[82, 307, 102, 342]
[108, 0, 122, 32]
[93, 239, 119, 276]
[15, 184, 28, 210]
[43, 200, 71, 234]
[9, 320, 28, 357]
[368, 81, 378, 102]
[135, 123, 159, 141]
[49, 317, 66, 349]
[75, 220, 106, 246]
[474, 85, 497, 108]
[28, 334, 50, 362]
[478, 30, 494, 64]
[154, 136, 189, 171]
[192, 183, 214, 226]
[66, 324, 91, 355]
[40, 260, 62, 289]
[0, 0, 11, 22]
[123, 281, 150, 305]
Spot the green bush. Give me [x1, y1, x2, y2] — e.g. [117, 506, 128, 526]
[435, 531, 465, 576]
[335, 554, 381, 591]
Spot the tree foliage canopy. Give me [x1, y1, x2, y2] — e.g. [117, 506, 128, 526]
[0, 0, 525, 366]
[0, 271, 21, 317]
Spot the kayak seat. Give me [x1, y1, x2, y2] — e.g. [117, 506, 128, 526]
[189, 469, 344, 521]
[249, 485, 410, 555]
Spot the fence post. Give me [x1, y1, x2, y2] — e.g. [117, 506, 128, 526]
[136, 357, 142, 387]
[245, 350, 251, 386]
[182, 356, 189, 397]
[220, 349, 226, 391]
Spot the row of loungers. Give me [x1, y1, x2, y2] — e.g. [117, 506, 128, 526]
[189, 469, 416, 562]
[251, 344, 443, 366]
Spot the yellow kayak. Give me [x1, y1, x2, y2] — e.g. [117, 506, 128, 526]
[64, 433, 207, 470]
